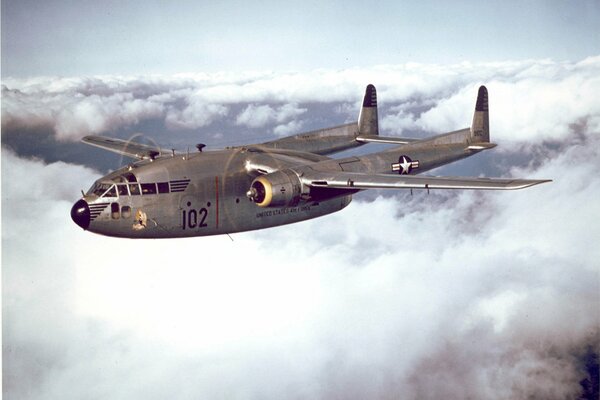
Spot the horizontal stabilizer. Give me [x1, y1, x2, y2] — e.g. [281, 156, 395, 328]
[303, 170, 551, 191]
[82, 135, 162, 160]
[467, 143, 497, 150]
[356, 135, 420, 145]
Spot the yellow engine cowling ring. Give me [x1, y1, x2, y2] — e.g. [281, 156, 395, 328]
[249, 169, 304, 207]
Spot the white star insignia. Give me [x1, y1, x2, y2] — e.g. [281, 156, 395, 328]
[399, 156, 412, 174]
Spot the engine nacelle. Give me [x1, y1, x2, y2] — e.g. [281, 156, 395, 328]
[247, 169, 306, 207]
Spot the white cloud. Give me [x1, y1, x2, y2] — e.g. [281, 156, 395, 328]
[54, 93, 165, 140]
[381, 57, 600, 144]
[235, 104, 277, 128]
[2, 119, 599, 399]
[3, 57, 600, 145]
[235, 103, 307, 131]
[273, 119, 304, 136]
[165, 102, 229, 130]
[380, 109, 419, 134]
[2, 58, 600, 399]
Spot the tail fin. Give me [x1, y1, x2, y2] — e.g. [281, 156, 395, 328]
[470, 85, 489, 143]
[358, 84, 379, 136]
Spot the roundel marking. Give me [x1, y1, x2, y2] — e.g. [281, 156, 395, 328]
[391, 155, 420, 175]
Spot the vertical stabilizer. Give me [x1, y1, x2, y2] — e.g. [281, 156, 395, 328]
[358, 84, 379, 136]
[470, 85, 489, 143]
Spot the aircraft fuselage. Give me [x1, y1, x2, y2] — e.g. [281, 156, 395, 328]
[71, 148, 354, 238]
[71, 134, 478, 238]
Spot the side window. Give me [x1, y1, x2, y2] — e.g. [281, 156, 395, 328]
[141, 183, 157, 195]
[117, 184, 129, 196]
[129, 184, 141, 195]
[157, 182, 169, 194]
[121, 206, 132, 219]
[111, 203, 120, 219]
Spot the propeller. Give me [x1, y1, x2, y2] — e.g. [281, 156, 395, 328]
[117, 133, 163, 168]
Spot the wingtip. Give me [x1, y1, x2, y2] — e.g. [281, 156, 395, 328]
[532, 179, 553, 185]
[511, 179, 553, 190]
[81, 135, 102, 144]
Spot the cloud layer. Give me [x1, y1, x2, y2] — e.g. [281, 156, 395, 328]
[3, 127, 599, 400]
[2, 59, 599, 399]
[3, 57, 600, 146]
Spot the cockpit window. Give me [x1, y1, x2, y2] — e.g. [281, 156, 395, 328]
[89, 181, 164, 197]
[129, 184, 141, 195]
[117, 184, 129, 196]
[141, 183, 157, 195]
[102, 185, 117, 198]
[92, 183, 107, 196]
[92, 183, 116, 197]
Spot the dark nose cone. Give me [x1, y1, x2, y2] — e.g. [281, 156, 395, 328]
[71, 199, 90, 230]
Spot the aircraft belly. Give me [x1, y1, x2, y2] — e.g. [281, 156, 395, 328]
[96, 198, 351, 238]
[222, 195, 352, 234]
[218, 172, 352, 235]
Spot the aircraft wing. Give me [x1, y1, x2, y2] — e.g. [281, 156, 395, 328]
[259, 123, 363, 155]
[302, 170, 551, 190]
[260, 127, 421, 155]
[82, 135, 162, 160]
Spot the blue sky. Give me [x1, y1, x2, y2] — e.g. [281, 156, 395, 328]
[2, 0, 599, 77]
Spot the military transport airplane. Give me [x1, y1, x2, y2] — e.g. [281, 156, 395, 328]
[71, 85, 550, 238]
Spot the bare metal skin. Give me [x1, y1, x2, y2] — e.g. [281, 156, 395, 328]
[71, 85, 550, 238]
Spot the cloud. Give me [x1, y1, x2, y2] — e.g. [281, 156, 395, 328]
[235, 104, 278, 128]
[2, 58, 600, 399]
[2, 118, 599, 399]
[53, 93, 165, 140]
[235, 103, 306, 127]
[273, 119, 305, 136]
[165, 101, 229, 130]
[3, 57, 600, 146]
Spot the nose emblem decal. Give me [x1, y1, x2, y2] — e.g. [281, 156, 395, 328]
[133, 209, 148, 230]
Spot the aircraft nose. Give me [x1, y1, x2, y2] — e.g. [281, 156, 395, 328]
[71, 199, 91, 230]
